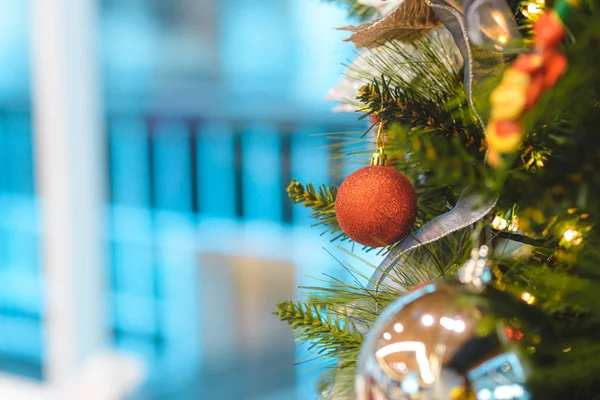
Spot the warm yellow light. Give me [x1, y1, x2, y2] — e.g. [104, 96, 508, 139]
[521, 292, 535, 305]
[492, 215, 519, 232]
[498, 35, 508, 44]
[563, 229, 577, 242]
[562, 228, 584, 246]
[492, 216, 508, 230]
[509, 216, 520, 232]
[527, 2, 542, 14]
[523, 0, 544, 17]
[562, 229, 584, 246]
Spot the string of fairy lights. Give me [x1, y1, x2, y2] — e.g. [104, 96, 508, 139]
[522, 0, 546, 19]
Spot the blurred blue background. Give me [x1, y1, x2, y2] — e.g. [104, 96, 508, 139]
[0, 1, 375, 399]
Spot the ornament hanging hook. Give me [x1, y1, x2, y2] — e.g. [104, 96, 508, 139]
[371, 107, 388, 166]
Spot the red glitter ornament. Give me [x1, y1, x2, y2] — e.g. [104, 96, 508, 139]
[335, 165, 417, 248]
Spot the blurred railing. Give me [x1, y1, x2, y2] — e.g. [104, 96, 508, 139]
[106, 114, 349, 221]
[0, 110, 41, 379]
[0, 109, 362, 396]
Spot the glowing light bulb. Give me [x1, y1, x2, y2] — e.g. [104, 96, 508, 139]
[563, 229, 583, 245]
[509, 216, 520, 232]
[527, 2, 542, 14]
[564, 229, 576, 242]
[492, 216, 508, 230]
[383, 332, 392, 340]
[498, 35, 508, 44]
[421, 314, 434, 327]
[394, 323, 404, 333]
[521, 292, 535, 305]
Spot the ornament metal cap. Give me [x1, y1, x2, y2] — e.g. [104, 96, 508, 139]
[370, 147, 388, 166]
[458, 245, 493, 290]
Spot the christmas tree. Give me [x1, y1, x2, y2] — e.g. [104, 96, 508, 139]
[278, 0, 600, 399]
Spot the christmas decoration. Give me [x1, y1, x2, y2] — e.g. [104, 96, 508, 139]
[357, 248, 538, 400]
[335, 163, 417, 248]
[357, 0, 403, 16]
[462, 0, 522, 52]
[341, 0, 522, 124]
[335, 122, 417, 248]
[279, 0, 600, 397]
[486, 7, 574, 167]
[371, 191, 496, 290]
[326, 28, 461, 113]
[425, 0, 522, 131]
[355, 281, 533, 400]
[339, 0, 441, 48]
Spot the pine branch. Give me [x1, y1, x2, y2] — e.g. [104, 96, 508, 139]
[490, 228, 558, 248]
[281, 2, 600, 399]
[287, 180, 349, 241]
[382, 125, 502, 210]
[318, 366, 357, 400]
[355, 36, 483, 147]
[275, 301, 363, 364]
[357, 78, 479, 146]
[530, 342, 600, 399]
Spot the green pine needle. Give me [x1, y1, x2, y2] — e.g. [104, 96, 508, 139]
[287, 180, 349, 241]
[275, 301, 363, 368]
[282, 1, 600, 398]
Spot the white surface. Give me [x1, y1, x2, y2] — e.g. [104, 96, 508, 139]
[0, 351, 145, 400]
[30, 0, 108, 384]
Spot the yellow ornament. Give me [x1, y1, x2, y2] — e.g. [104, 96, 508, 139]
[486, 148, 504, 168]
[503, 69, 532, 87]
[490, 71, 530, 120]
[486, 122, 524, 154]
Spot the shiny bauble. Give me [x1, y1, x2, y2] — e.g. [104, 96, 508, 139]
[335, 165, 417, 248]
[356, 281, 545, 400]
[463, 0, 523, 52]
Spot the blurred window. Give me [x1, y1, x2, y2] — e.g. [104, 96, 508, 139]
[0, 1, 361, 397]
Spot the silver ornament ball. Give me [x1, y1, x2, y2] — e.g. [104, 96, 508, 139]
[356, 281, 533, 400]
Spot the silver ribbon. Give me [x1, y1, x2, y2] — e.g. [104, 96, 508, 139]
[369, 0, 521, 290]
[429, 0, 484, 128]
[427, 0, 519, 127]
[371, 191, 497, 291]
